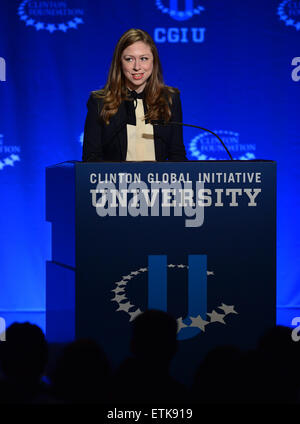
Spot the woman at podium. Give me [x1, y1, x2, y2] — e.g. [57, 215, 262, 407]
[82, 28, 187, 162]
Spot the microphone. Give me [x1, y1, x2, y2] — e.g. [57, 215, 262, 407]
[151, 120, 233, 161]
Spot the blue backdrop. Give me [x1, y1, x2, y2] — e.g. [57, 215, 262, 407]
[0, 0, 299, 331]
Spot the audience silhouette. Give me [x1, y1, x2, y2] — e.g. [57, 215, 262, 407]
[0, 322, 49, 403]
[49, 338, 111, 404]
[253, 325, 300, 403]
[111, 309, 188, 403]
[0, 318, 299, 404]
[191, 345, 245, 403]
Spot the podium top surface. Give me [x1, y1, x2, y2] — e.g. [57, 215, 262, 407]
[46, 160, 276, 169]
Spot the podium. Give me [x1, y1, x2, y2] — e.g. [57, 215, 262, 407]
[46, 160, 276, 384]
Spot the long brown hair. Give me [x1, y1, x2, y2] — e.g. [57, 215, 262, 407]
[94, 28, 177, 125]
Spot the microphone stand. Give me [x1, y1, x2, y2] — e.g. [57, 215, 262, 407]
[153, 121, 234, 161]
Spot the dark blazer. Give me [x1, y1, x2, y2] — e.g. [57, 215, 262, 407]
[82, 90, 187, 162]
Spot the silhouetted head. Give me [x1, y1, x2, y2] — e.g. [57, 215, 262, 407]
[0, 322, 48, 381]
[255, 325, 300, 402]
[130, 309, 178, 364]
[192, 345, 244, 403]
[257, 325, 295, 354]
[256, 325, 300, 373]
[50, 338, 111, 403]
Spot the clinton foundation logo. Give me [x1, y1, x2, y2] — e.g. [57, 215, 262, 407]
[278, 0, 300, 30]
[188, 130, 257, 161]
[156, 0, 204, 21]
[18, 0, 84, 33]
[111, 255, 238, 341]
[0, 134, 21, 171]
[154, 0, 206, 43]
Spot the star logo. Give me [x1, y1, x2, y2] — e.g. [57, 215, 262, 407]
[58, 24, 68, 32]
[278, 0, 300, 31]
[286, 19, 294, 25]
[207, 310, 226, 324]
[156, 0, 205, 22]
[67, 21, 78, 29]
[218, 303, 238, 315]
[111, 287, 125, 294]
[35, 22, 44, 31]
[4, 158, 14, 166]
[116, 301, 134, 313]
[177, 317, 188, 332]
[111, 263, 238, 337]
[46, 24, 57, 33]
[189, 315, 209, 331]
[128, 308, 142, 322]
[0, 152, 21, 171]
[111, 294, 127, 303]
[25, 18, 34, 26]
[18, 0, 84, 33]
[188, 130, 252, 161]
[122, 275, 133, 280]
[116, 281, 128, 287]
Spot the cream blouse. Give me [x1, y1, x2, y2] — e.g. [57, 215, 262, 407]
[126, 98, 156, 161]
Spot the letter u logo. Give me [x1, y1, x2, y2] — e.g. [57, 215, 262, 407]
[148, 255, 207, 340]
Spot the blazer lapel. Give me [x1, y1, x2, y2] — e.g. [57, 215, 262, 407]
[113, 101, 128, 161]
[153, 124, 164, 161]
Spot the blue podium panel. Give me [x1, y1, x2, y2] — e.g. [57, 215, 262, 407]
[46, 160, 276, 384]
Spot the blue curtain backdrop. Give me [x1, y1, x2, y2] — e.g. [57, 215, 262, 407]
[0, 0, 299, 330]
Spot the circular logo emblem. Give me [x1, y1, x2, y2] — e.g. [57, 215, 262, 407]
[0, 134, 21, 171]
[18, 0, 84, 33]
[278, 0, 300, 30]
[111, 264, 238, 340]
[188, 130, 256, 161]
[156, 0, 205, 21]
